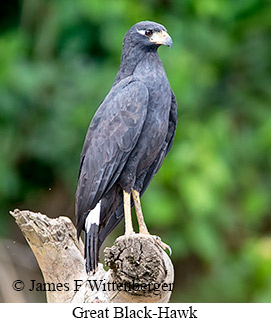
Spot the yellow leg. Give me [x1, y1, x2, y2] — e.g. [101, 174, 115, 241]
[123, 190, 134, 235]
[132, 189, 149, 235]
[131, 189, 172, 255]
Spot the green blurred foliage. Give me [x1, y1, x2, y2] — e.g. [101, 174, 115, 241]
[0, 0, 270, 302]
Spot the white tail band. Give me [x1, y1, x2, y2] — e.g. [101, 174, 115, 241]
[85, 201, 101, 232]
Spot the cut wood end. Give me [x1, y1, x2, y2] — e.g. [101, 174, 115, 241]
[104, 234, 174, 302]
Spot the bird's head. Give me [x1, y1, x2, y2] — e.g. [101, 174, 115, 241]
[123, 21, 173, 51]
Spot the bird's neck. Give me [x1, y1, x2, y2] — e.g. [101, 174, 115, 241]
[113, 45, 159, 86]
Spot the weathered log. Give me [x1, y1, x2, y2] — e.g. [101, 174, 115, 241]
[10, 209, 174, 302]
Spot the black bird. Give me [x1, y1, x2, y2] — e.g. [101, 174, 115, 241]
[76, 21, 177, 274]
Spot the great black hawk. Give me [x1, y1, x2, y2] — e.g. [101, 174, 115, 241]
[76, 21, 177, 273]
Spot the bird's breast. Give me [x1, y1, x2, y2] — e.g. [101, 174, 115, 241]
[126, 56, 171, 170]
[134, 56, 171, 109]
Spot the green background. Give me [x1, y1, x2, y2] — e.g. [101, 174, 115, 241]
[0, 0, 270, 302]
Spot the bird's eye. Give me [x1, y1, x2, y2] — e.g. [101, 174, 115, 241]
[145, 29, 153, 37]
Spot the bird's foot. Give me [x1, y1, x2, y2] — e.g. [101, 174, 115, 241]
[136, 233, 172, 256]
[116, 231, 136, 244]
[153, 235, 172, 256]
[116, 233, 172, 255]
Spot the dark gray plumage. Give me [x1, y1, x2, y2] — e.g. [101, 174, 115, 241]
[76, 21, 177, 273]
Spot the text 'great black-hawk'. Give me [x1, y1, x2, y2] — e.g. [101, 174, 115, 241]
[75, 21, 178, 274]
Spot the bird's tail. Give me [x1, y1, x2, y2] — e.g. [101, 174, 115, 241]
[84, 202, 101, 274]
[85, 224, 99, 273]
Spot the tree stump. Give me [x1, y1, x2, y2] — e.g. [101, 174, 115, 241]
[10, 209, 174, 303]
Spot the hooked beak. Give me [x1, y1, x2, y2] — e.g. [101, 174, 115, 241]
[149, 30, 173, 48]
